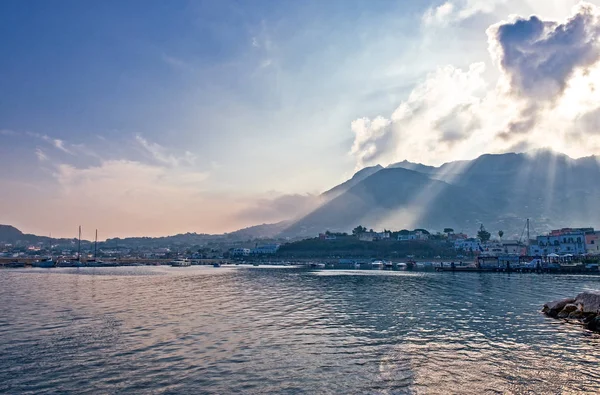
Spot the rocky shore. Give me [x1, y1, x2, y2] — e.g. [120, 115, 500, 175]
[543, 291, 600, 332]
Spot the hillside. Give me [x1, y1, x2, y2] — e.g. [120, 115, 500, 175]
[281, 151, 600, 238]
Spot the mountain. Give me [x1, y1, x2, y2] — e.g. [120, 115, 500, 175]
[321, 165, 383, 200]
[226, 221, 291, 239]
[0, 225, 75, 244]
[0, 225, 24, 242]
[282, 151, 600, 238]
[387, 160, 436, 174]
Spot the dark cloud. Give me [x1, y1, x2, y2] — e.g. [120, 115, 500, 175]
[491, 5, 600, 99]
[489, 4, 600, 142]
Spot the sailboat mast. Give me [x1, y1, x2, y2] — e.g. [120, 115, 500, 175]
[526, 219, 530, 247]
[78, 226, 82, 262]
[94, 229, 98, 259]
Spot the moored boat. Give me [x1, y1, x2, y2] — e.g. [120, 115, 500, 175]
[371, 260, 384, 269]
[171, 259, 191, 267]
[32, 258, 55, 268]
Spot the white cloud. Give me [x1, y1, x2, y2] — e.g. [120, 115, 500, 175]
[351, 2, 600, 168]
[135, 134, 197, 167]
[423, 0, 506, 26]
[35, 148, 48, 162]
[52, 139, 74, 155]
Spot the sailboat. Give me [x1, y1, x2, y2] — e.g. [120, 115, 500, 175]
[33, 234, 55, 268]
[84, 229, 105, 267]
[58, 226, 82, 267]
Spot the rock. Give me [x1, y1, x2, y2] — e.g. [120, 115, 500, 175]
[557, 310, 570, 318]
[543, 298, 576, 317]
[562, 304, 578, 314]
[574, 291, 600, 314]
[585, 316, 600, 332]
[568, 310, 585, 319]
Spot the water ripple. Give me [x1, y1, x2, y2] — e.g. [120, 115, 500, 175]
[1, 267, 599, 393]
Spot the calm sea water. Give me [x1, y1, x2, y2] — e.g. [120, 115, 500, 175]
[1, 266, 599, 394]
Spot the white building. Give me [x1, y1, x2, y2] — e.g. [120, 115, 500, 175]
[454, 238, 482, 252]
[531, 229, 587, 256]
[398, 231, 429, 241]
[231, 248, 251, 256]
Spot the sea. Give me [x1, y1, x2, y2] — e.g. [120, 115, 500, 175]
[1, 266, 599, 394]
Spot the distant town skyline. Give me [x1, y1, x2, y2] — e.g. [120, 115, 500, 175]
[1, 0, 600, 238]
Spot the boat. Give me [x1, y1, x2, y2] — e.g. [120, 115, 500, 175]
[310, 262, 326, 269]
[6, 261, 25, 268]
[252, 263, 259, 267]
[213, 262, 221, 268]
[384, 260, 393, 269]
[62, 225, 84, 268]
[83, 259, 108, 267]
[371, 260, 384, 269]
[354, 262, 361, 269]
[32, 258, 55, 268]
[171, 259, 191, 267]
[57, 260, 79, 268]
[396, 262, 408, 270]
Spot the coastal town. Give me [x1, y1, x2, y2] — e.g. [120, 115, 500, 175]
[1, 223, 599, 272]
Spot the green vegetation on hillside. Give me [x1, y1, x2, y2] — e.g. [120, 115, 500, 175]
[277, 236, 457, 259]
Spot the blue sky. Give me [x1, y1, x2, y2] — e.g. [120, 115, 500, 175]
[1, 0, 599, 237]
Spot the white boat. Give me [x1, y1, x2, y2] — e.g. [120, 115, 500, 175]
[384, 260, 393, 269]
[396, 262, 408, 270]
[371, 260, 384, 269]
[353, 262, 361, 269]
[171, 259, 191, 267]
[310, 262, 326, 269]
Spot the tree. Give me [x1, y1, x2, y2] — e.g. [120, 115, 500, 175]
[352, 226, 367, 236]
[498, 230, 504, 242]
[477, 224, 491, 243]
[443, 228, 454, 235]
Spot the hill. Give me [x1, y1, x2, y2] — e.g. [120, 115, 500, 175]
[282, 151, 600, 238]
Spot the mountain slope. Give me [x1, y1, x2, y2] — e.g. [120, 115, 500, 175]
[282, 151, 600, 238]
[321, 165, 383, 200]
[282, 167, 493, 237]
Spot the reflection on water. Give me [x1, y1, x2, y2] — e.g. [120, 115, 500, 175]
[1, 266, 599, 394]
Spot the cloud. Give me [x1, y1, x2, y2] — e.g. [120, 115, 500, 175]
[35, 148, 48, 162]
[350, 117, 392, 169]
[0, 129, 18, 136]
[135, 134, 196, 167]
[52, 139, 74, 154]
[351, 2, 600, 168]
[488, 3, 600, 100]
[422, 0, 506, 26]
[487, 2, 600, 142]
[577, 106, 600, 134]
[235, 193, 322, 224]
[350, 63, 489, 168]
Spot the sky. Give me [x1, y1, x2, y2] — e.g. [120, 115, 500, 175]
[1, 0, 600, 238]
